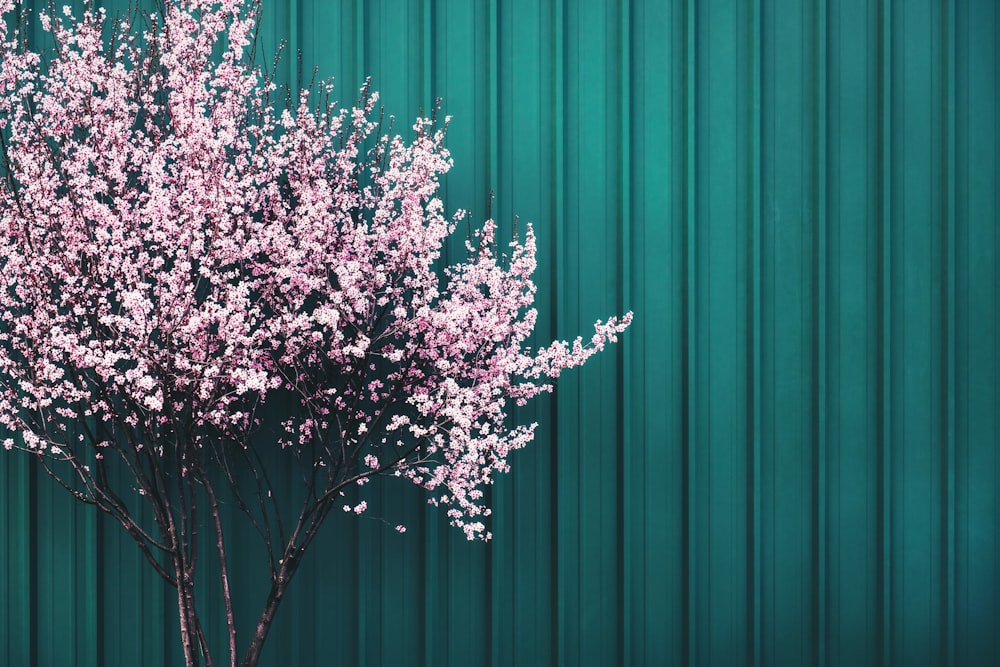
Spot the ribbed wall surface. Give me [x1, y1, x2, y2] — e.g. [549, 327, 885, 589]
[1, 1, 998, 665]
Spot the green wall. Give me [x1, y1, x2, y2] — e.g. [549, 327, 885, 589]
[1, 0, 998, 665]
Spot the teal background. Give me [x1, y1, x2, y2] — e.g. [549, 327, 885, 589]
[1, 0, 999, 665]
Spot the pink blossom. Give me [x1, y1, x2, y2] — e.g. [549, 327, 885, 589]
[0, 0, 630, 545]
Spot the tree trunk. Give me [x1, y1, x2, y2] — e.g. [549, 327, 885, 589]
[240, 569, 294, 667]
[176, 568, 202, 667]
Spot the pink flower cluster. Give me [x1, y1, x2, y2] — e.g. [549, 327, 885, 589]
[0, 0, 630, 539]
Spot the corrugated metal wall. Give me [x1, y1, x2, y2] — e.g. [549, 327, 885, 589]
[1, 0, 998, 665]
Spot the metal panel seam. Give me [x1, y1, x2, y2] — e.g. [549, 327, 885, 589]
[945, 0, 958, 664]
[618, 0, 633, 664]
[879, 0, 893, 663]
[815, 0, 829, 665]
[749, 0, 763, 664]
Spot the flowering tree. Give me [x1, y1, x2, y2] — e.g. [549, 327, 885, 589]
[0, 0, 631, 665]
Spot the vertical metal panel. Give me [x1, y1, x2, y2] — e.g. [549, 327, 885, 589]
[760, 0, 819, 665]
[879, 0, 895, 662]
[944, 1, 958, 665]
[684, 1, 699, 664]
[0, 454, 32, 665]
[826, 1, 882, 663]
[955, 1, 1000, 665]
[891, 1, 949, 664]
[815, 0, 830, 664]
[629, 1, 686, 665]
[1, 1, 998, 665]
[692, 1, 754, 664]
